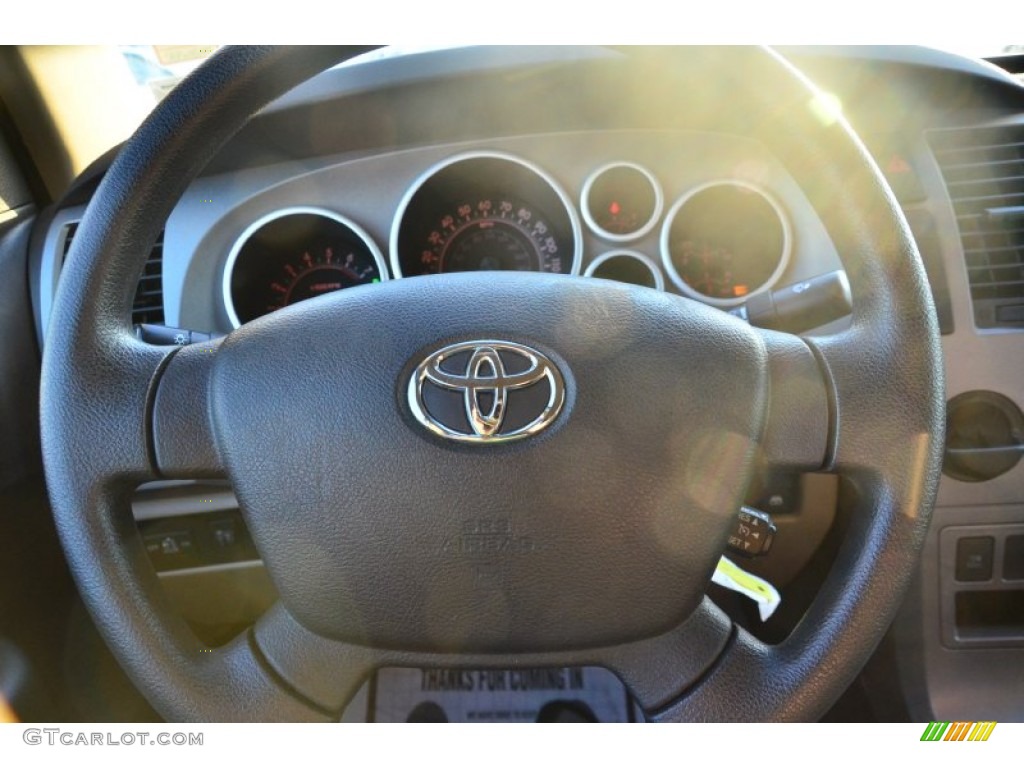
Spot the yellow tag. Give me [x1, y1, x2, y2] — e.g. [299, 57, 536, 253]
[712, 556, 781, 621]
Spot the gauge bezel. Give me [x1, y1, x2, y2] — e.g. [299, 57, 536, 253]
[389, 150, 583, 278]
[659, 179, 792, 307]
[580, 162, 664, 243]
[584, 249, 665, 291]
[222, 206, 389, 329]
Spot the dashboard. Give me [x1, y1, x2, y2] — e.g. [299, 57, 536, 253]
[24, 45, 1024, 722]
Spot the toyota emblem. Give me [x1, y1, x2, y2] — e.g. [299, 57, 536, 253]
[408, 340, 566, 443]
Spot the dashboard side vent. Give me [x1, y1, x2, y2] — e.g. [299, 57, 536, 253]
[61, 223, 166, 326]
[930, 125, 1024, 329]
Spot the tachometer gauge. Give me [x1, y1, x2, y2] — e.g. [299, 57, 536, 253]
[393, 152, 581, 278]
[660, 180, 791, 306]
[225, 208, 387, 327]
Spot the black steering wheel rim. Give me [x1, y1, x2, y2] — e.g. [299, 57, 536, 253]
[39, 45, 944, 721]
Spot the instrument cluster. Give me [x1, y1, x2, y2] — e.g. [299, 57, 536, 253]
[224, 148, 794, 326]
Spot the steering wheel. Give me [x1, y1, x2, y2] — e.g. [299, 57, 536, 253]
[39, 46, 944, 722]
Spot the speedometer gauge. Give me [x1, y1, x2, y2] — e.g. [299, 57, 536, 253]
[225, 208, 387, 327]
[392, 152, 581, 278]
[418, 197, 563, 274]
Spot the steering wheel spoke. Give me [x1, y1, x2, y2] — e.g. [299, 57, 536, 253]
[150, 338, 224, 478]
[754, 328, 832, 472]
[41, 333, 171, 489]
[251, 598, 736, 719]
[140, 613, 332, 722]
[649, 626, 783, 721]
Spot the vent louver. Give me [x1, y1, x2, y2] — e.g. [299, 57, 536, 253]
[931, 125, 1024, 328]
[61, 223, 166, 326]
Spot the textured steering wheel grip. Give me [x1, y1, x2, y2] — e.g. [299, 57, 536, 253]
[40, 47, 377, 722]
[39, 46, 944, 722]
[644, 48, 945, 720]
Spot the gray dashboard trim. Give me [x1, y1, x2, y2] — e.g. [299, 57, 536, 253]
[917, 114, 1024, 508]
[891, 114, 1024, 725]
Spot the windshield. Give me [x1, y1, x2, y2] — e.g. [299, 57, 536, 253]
[119, 45, 219, 101]
[10, 44, 1023, 194]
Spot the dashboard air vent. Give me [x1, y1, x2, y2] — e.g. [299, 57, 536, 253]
[61, 223, 166, 326]
[931, 125, 1024, 329]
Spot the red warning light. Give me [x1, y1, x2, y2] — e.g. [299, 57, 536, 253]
[733, 285, 749, 297]
[886, 154, 911, 174]
[609, 201, 621, 216]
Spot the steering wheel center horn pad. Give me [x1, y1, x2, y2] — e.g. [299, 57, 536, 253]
[208, 272, 768, 652]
